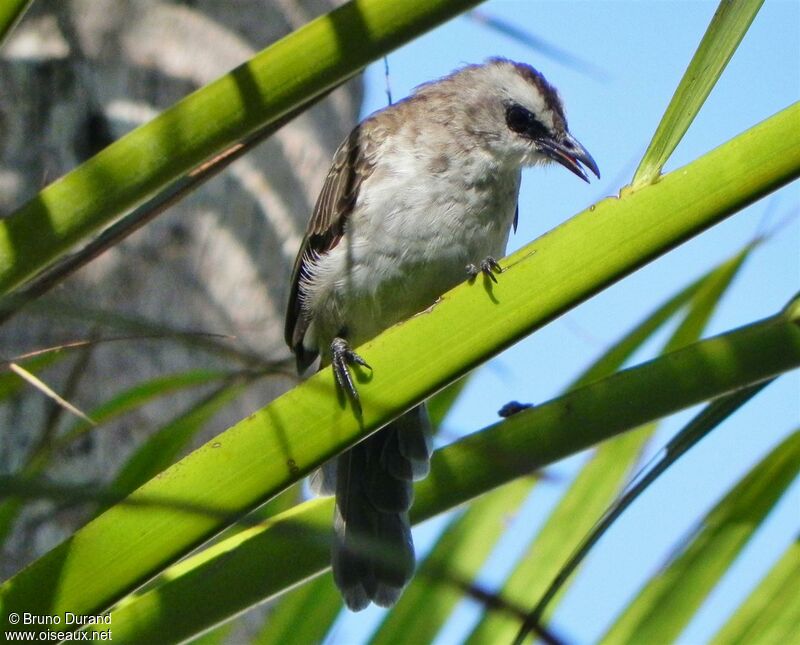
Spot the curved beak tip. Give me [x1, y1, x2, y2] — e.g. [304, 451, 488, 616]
[542, 134, 600, 183]
[567, 136, 600, 183]
[581, 151, 601, 181]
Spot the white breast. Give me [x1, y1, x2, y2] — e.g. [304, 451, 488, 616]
[302, 138, 521, 354]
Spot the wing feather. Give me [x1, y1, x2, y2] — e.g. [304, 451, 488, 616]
[284, 125, 376, 370]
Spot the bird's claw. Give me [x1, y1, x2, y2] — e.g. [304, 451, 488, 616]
[467, 256, 502, 283]
[331, 337, 370, 415]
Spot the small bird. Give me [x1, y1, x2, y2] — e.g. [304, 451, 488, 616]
[285, 58, 599, 611]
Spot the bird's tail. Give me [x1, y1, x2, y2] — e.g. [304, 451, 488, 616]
[318, 404, 432, 611]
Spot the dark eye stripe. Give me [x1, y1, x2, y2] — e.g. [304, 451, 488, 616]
[505, 104, 548, 139]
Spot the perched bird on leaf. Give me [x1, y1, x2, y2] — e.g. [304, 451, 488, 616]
[285, 57, 599, 611]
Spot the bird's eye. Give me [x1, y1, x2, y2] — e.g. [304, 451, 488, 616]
[505, 104, 548, 139]
[506, 105, 530, 133]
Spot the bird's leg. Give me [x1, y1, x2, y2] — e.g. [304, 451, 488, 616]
[466, 256, 502, 284]
[331, 336, 370, 415]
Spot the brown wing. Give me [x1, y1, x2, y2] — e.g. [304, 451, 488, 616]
[284, 125, 375, 370]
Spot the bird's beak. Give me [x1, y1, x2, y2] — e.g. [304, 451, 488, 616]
[538, 132, 600, 183]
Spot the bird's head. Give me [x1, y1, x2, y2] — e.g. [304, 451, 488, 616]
[442, 58, 600, 181]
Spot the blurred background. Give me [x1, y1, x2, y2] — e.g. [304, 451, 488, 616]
[0, 0, 361, 579]
[0, 1, 797, 643]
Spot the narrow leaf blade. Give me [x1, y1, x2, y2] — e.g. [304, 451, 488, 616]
[600, 429, 800, 644]
[84, 310, 800, 644]
[101, 379, 250, 512]
[710, 536, 800, 645]
[633, 0, 764, 186]
[254, 574, 341, 645]
[0, 0, 33, 48]
[469, 245, 750, 642]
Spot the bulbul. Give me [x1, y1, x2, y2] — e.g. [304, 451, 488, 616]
[285, 58, 599, 611]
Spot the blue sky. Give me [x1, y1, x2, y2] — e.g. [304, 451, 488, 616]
[333, 2, 799, 643]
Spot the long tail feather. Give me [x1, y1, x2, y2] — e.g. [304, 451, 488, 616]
[331, 404, 432, 610]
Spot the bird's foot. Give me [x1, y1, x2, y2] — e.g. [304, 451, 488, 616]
[331, 337, 370, 415]
[467, 256, 502, 284]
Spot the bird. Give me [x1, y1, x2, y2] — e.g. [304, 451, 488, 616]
[284, 57, 599, 611]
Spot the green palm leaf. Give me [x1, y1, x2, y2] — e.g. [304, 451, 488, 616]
[78, 304, 800, 643]
[710, 536, 800, 645]
[1, 100, 798, 636]
[600, 429, 800, 644]
[632, 0, 764, 186]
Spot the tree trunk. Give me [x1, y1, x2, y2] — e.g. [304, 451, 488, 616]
[0, 0, 362, 580]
